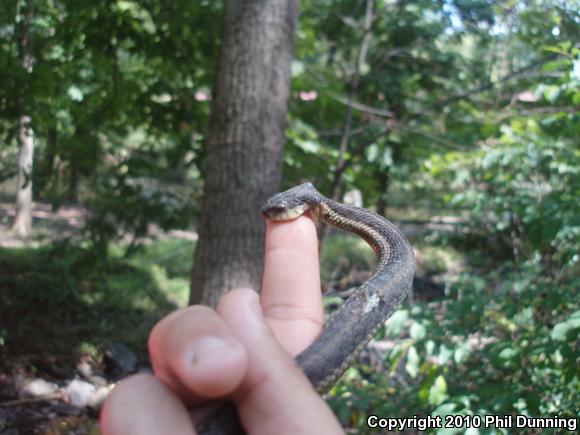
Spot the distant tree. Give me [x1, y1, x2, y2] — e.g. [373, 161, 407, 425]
[1, 0, 220, 247]
[11, 0, 34, 237]
[190, 0, 300, 306]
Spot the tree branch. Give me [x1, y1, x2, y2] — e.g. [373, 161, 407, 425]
[331, 0, 375, 201]
[442, 54, 560, 104]
[321, 54, 561, 124]
[325, 91, 394, 118]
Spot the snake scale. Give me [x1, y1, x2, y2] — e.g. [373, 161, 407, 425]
[197, 182, 415, 434]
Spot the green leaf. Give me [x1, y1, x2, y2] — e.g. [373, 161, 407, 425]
[67, 85, 84, 102]
[454, 342, 471, 364]
[432, 402, 457, 417]
[543, 85, 561, 103]
[296, 139, 320, 153]
[410, 322, 427, 340]
[406, 345, 420, 378]
[551, 313, 580, 341]
[428, 375, 448, 406]
[385, 309, 409, 335]
[426, 340, 436, 356]
[437, 344, 453, 365]
[542, 60, 563, 73]
[572, 59, 580, 80]
[498, 347, 519, 362]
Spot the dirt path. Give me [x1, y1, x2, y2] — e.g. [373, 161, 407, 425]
[0, 200, 197, 248]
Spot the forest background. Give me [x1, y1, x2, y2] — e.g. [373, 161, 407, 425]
[0, 0, 578, 433]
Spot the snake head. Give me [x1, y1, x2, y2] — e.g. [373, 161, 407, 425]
[262, 182, 324, 221]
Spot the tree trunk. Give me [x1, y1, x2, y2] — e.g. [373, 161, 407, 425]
[12, 115, 34, 237]
[12, 0, 34, 238]
[189, 0, 299, 306]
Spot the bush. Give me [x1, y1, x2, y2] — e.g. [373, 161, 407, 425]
[328, 262, 579, 431]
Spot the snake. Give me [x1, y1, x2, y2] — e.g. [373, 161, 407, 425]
[197, 182, 415, 434]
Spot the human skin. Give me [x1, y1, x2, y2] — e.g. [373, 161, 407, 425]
[100, 215, 345, 434]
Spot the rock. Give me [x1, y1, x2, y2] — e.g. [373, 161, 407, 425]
[19, 379, 59, 399]
[88, 386, 111, 411]
[65, 380, 95, 408]
[86, 374, 107, 387]
[103, 343, 138, 377]
[76, 360, 93, 379]
[12, 409, 44, 430]
[52, 403, 82, 417]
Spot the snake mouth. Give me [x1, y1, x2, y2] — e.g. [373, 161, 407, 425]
[263, 203, 310, 221]
[262, 205, 285, 219]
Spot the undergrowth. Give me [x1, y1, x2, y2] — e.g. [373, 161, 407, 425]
[0, 238, 192, 372]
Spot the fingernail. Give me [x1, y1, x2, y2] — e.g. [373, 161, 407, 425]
[180, 336, 246, 397]
[188, 337, 237, 369]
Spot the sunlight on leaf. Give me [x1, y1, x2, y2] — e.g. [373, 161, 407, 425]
[428, 375, 448, 406]
[406, 346, 420, 378]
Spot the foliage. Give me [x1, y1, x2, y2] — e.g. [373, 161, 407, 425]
[426, 130, 579, 265]
[0, 238, 192, 369]
[285, 0, 493, 206]
[322, 1, 579, 429]
[423, 42, 579, 267]
[329, 263, 579, 431]
[0, 0, 220, 247]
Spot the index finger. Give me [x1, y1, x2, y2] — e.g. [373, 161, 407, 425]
[261, 214, 324, 356]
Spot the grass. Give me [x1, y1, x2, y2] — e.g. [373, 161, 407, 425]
[0, 238, 194, 372]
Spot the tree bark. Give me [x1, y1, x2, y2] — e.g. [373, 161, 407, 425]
[190, 0, 299, 306]
[12, 115, 34, 237]
[12, 0, 34, 238]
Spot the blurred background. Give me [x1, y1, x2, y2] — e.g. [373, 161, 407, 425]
[0, 0, 578, 433]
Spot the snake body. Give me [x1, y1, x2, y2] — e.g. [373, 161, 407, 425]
[198, 182, 415, 434]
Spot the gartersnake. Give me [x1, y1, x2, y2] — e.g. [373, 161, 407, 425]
[198, 182, 415, 434]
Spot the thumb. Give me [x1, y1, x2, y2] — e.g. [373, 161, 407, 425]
[217, 288, 343, 435]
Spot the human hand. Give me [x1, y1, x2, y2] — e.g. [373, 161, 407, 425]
[100, 215, 345, 434]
